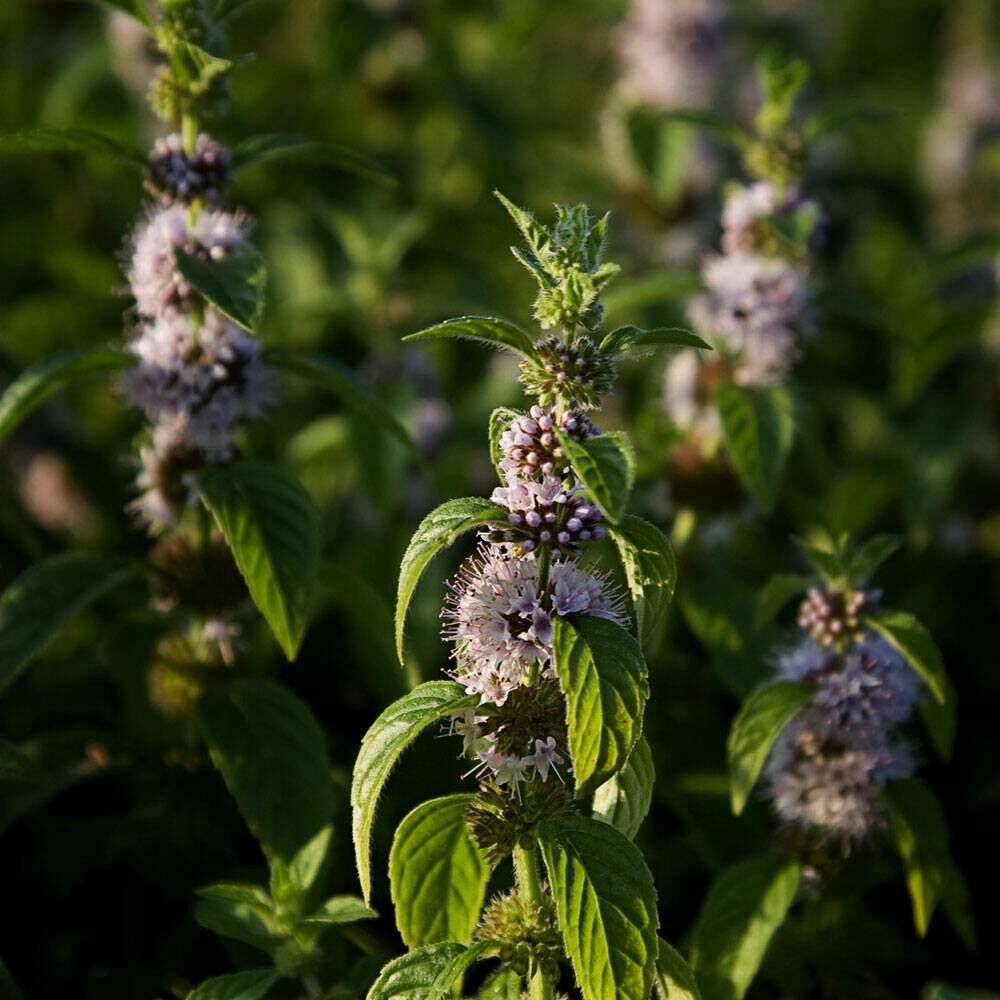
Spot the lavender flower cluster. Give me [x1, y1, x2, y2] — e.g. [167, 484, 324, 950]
[442, 404, 628, 791]
[762, 593, 921, 844]
[121, 134, 271, 529]
[666, 180, 817, 444]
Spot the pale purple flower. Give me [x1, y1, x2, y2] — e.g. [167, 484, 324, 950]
[147, 132, 232, 206]
[128, 204, 249, 318]
[491, 473, 604, 551]
[498, 405, 593, 481]
[721, 181, 819, 255]
[525, 737, 564, 782]
[442, 545, 628, 707]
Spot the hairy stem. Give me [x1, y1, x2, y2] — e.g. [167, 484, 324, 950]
[513, 844, 555, 1000]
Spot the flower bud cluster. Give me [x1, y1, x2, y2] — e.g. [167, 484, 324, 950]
[146, 132, 231, 206]
[763, 625, 921, 845]
[488, 477, 605, 555]
[475, 890, 562, 980]
[520, 334, 616, 411]
[121, 139, 271, 530]
[498, 405, 593, 481]
[797, 585, 878, 649]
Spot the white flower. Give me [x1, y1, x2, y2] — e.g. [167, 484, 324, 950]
[526, 737, 564, 782]
[128, 204, 249, 318]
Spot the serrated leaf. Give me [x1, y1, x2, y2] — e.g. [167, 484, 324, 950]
[188, 969, 280, 1000]
[552, 615, 648, 797]
[264, 345, 418, 455]
[716, 384, 794, 511]
[352, 681, 478, 902]
[557, 430, 636, 525]
[488, 406, 523, 478]
[885, 778, 973, 942]
[0, 348, 134, 444]
[395, 497, 506, 663]
[230, 133, 393, 184]
[727, 683, 813, 815]
[197, 679, 335, 862]
[0, 127, 145, 164]
[608, 515, 676, 642]
[753, 574, 811, 630]
[0, 554, 141, 694]
[689, 856, 800, 1000]
[175, 248, 267, 333]
[654, 936, 702, 999]
[868, 610, 947, 704]
[390, 794, 489, 947]
[539, 815, 658, 1000]
[403, 316, 538, 361]
[846, 534, 900, 585]
[599, 326, 710, 356]
[198, 461, 320, 660]
[365, 942, 472, 1000]
[303, 895, 378, 925]
[592, 735, 654, 841]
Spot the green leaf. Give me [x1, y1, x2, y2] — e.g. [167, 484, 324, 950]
[488, 406, 523, 477]
[352, 681, 477, 903]
[188, 969, 280, 1000]
[264, 345, 418, 455]
[919, 676, 957, 761]
[0, 554, 141, 694]
[753, 574, 810, 630]
[390, 794, 489, 947]
[198, 461, 320, 660]
[654, 936, 702, 1000]
[648, 108, 753, 150]
[403, 316, 538, 361]
[0, 127, 145, 165]
[366, 942, 488, 1000]
[592, 735, 654, 841]
[608, 516, 676, 642]
[868, 610, 947, 704]
[0, 348, 134, 444]
[716, 384, 794, 511]
[278, 824, 333, 899]
[395, 497, 506, 663]
[688, 856, 801, 1000]
[194, 896, 279, 955]
[195, 882, 273, 916]
[845, 534, 900, 585]
[175, 248, 267, 333]
[538, 815, 658, 1000]
[556, 430, 636, 525]
[552, 615, 649, 797]
[303, 895, 378, 925]
[599, 326, 710, 356]
[230, 133, 393, 184]
[196, 679, 335, 862]
[885, 778, 973, 942]
[477, 967, 523, 998]
[726, 683, 813, 815]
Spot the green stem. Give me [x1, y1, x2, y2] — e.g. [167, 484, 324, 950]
[181, 112, 198, 155]
[513, 845, 555, 1000]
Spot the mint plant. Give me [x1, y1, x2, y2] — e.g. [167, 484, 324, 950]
[353, 194, 705, 999]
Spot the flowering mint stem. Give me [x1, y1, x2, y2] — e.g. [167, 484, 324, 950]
[513, 844, 555, 1000]
[181, 112, 198, 156]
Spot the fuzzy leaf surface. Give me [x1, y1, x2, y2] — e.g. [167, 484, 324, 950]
[366, 941, 493, 1000]
[0, 554, 140, 694]
[557, 430, 636, 525]
[726, 682, 813, 815]
[716, 384, 794, 511]
[488, 406, 523, 478]
[0, 348, 134, 444]
[352, 681, 477, 902]
[197, 679, 335, 863]
[303, 895, 378, 925]
[199, 461, 320, 660]
[538, 815, 658, 1000]
[592, 735, 655, 841]
[609, 515, 676, 642]
[688, 856, 800, 1000]
[654, 936, 702, 999]
[552, 615, 648, 797]
[395, 497, 506, 662]
[188, 970, 280, 1000]
[389, 793, 489, 947]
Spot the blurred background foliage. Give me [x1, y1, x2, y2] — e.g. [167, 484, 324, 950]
[1, 0, 999, 996]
